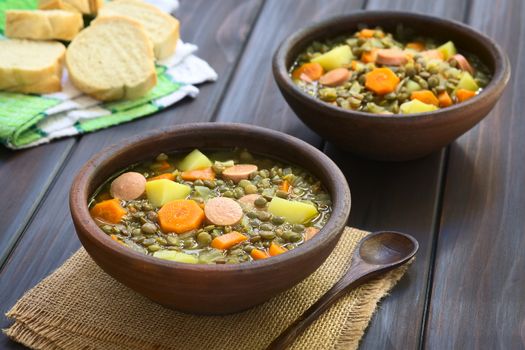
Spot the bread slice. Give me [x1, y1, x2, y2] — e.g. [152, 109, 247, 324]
[0, 39, 65, 92]
[99, 0, 179, 59]
[38, 0, 103, 15]
[6, 75, 62, 94]
[66, 16, 157, 101]
[5, 10, 83, 41]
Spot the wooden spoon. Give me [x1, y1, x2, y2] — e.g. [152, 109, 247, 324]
[266, 231, 419, 350]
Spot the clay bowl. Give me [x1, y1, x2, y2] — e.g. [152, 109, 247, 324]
[273, 11, 510, 161]
[70, 123, 351, 315]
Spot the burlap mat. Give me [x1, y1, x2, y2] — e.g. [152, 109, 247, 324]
[4, 227, 411, 350]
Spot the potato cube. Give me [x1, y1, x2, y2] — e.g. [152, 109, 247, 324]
[178, 149, 212, 171]
[146, 179, 191, 207]
[311, 45, 353, 71]
[268, 197, 318, 224]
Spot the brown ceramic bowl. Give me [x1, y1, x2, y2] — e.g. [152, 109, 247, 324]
[70, 123, 351, 315]
[273, 11, 511, 161]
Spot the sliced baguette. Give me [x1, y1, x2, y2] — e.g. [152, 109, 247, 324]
[5, 10, 83, 41]
[38, 0, 103, 15]
[66, 16, 157, 101]
[0, 39, 65, 92]
[99, 0, 179, 59]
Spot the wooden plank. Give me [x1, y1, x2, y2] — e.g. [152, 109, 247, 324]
[325, 147, 445, 349]
[215, 0, 366, 146]
[0, 1, 263, 348]
[424, 0, 525, 348]
[322, 0, 469, 348]
[0, 138, 75, 266]
[329, 1, 470, 349]
[367, 0, 469, 18]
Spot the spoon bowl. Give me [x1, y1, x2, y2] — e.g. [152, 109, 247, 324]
[359, 231, 418, 266]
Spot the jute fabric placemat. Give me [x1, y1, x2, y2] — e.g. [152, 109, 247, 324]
[5, 227, 411, 350]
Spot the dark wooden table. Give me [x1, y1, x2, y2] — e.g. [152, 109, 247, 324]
[1, 0, 524, 349]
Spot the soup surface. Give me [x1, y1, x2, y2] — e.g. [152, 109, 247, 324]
[290, 27, 491, 114]
[89, 149, 332, 264]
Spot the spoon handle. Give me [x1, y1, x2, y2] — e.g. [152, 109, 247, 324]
[266, 267, 371, 350]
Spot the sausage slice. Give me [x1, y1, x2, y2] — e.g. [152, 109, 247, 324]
[421, 50, 444, 60]
[305, 227, 320, 241]
[376, 49, 408, 66]
[238, 194, 267, 211]
[238, 194, 260, 208]
[222, 164, 258, 183]
[319, 68, 350, 87]
[204, 197, 244, 226]
[110, 172, 146, 200]
[451, 54, 474, 75]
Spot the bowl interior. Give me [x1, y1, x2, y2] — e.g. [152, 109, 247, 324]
[284, 12, 498, 78]
[74, 123, 351, 271]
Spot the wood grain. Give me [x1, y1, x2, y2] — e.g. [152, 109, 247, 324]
[0, 1, 263, 348]
[330, 0, 469, 348]
[215, 0, 366, 146]
[0, 0, 520, 349]
[367, 0, 469, 18]
[425, 0, 525, 348]
[325, 146, 445, 349]
[0, 136, 75, 267]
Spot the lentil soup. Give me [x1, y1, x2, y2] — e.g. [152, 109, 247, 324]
[290, 26, 491, 114]
[89, 148, 332, 264]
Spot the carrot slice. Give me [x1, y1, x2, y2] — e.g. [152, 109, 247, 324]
[211, 232, 248, 250]
[358, 29, 378, 38]
[181, 167, 216, 181]
[361, 48, 378, 63]
[350, 60, 359, 70]
[148, 173, 175, 181]
[158, 200, 205, 234]
[157, 160, 171, 171]
[438, 91, 453, 108]
[410, 90, 439, 106]
[90, 199, 126, 224]
[251, 248, 269, 260]
[279, 180, 290, 193]
[456, 89, 476, 102]
[269, 242, 287, 256]
[291, 62, 324, 81]
[406, 42, 425, 51]
[365, 68, 400, 95]
[110, 234, 127, 246]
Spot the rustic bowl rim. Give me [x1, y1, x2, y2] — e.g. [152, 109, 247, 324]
[272, 10, 511, 121]
[70, 123, 351, 273]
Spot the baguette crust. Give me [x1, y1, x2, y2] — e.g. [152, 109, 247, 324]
[0, 39, 65, 92]
[38, 0, 103, 14]
[99, 0, 179, 59]
[6, 75, 62, 94]
[66, 16, 157, 101]
[5, 10, 83, 41]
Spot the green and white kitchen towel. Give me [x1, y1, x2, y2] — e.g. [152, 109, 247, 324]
[0, 0, 218, 149]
